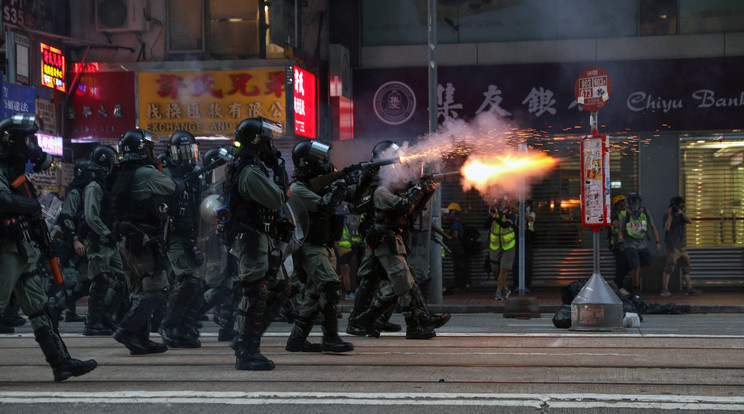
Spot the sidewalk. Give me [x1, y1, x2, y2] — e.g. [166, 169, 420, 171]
[340, 288, 744, 314]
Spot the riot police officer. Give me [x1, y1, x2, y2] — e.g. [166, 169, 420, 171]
[0, 114, 97, 381]
[199, 147, 238, 342]
[159, 130, 206, 348]
[284, 140, 376, 353]
[110, 129, 182, 355]
[49, 160, 91, 323]
[351, 145, 450, 339]
[220, 117, 287, 371]
[81, 145, 125, 336]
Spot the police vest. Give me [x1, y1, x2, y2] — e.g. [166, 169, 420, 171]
[625, 209, 649, 239]
[166, 165, 201, 238]
[489, 215, 515, 250]
[224, 160, 276, 233]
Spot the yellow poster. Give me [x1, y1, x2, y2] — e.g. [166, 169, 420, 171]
[137, 69, 286, 136]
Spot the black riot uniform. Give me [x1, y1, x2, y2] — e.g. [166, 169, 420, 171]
[110, 129, 182, 355]
[159, 130, 206, 348]
[220, 117, 288, 371]
[0, 114, 97, 381]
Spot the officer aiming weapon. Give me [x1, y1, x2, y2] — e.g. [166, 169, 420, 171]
[423, 171, 461, 182]
[11, 175, 64, 285]
[309, 157, 401, 193]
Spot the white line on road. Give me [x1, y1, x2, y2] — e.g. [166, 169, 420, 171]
[1, 391, 743, 410]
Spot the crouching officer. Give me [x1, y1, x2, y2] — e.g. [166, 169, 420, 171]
[0, 114, 97, 381]
[81, 145, 125, 336]
[219, 117, 287, 371]
[110, 129, 182, 355]
[159, 130, 205, 348]
[285, 140, 376, 353]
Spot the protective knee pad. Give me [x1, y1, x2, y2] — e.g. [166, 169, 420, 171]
[323, 281, 343, 306]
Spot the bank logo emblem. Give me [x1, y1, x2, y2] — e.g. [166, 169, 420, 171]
[373, 81, 416, 125]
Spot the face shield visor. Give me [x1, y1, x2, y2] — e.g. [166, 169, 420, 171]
[170, 142, 199, 166]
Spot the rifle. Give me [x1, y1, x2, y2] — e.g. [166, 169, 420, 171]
[422, 171, 461, 182]
[11, 176, 64, 285]
[182, 158, 227, 183]
[309, 157, 401, 193]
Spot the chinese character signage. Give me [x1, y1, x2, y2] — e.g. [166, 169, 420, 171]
[353, 56, 744, 138]
[292, 66, 316, 138]
[1, 81, 36, 118]
[138, 69, 286, 136]
[40, 42, 65, 92]
[67, 71, 136, 140]
[580, 134, 611, 227]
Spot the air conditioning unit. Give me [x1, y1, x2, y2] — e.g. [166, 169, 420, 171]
[95, 0, 148, 32]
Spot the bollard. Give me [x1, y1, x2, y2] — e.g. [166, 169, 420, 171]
[570, 273, 625, 331]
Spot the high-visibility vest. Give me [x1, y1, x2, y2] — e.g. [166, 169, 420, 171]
[609, 210, 627, 247]
[625, 210, 649, 239]
[338, 224, 353, 248]
[489, 215, 515, 250]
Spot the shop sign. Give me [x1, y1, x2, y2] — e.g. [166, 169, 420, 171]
[352, 56, 744, 138]
[36, 133, 63, 156]
[40, 42, 65, 92]
[293, 66, 316, 138]
[68, 71, 136, 140]
[138, 69, 286, 136]
[1, 81, 35, 118]
[36, 98, 57, 135]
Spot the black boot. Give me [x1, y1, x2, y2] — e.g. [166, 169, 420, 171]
[1, 299, 27, 327]
[114, 289, 168, 355]
[321, 284, 353, 353]
[421, 312, 452, 331]
[34, 326, 97, 382]
[235, 283, 274, 370]
[136, 322, 168, 355]
[176, 279, 205, 348]
[102, 276, 127, 330]
[374, 319, 402, 332]
[160, 275, 201, 348]
[261, 280, 291, 333]
[83, 274, 113, 336]
[404, 309, 436, 340]
[65, 310, 86, 323]
[348, 300, 395, 338]
[285, 315, 322, 352]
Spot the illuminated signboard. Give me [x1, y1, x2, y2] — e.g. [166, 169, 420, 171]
[293, 66, 316, 138]
[40, 43, 66, 92]
[36, 133, 63, 156]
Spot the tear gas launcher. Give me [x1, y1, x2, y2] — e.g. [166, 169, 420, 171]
[309, 157, 401, 193]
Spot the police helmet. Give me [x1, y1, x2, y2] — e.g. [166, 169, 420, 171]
[232, 117, 282, 160]
[372, 140, 402, 161]
[118, 129, 158, 162]
[203, 147, 222, 167]
[0, 114, 52, 171]
[73, 160, 89, 178]
[292, 139, 332, 178]
[169, 130, 198, 167]
[88, 145, 118, 172]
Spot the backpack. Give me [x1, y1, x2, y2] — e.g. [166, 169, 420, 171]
[461, 225, 483, 255]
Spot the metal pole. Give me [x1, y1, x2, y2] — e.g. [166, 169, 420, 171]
[517, 144, 526, 296]
[427, 0, 442, 304]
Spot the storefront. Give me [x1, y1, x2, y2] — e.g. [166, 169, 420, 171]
[351, 56, 744, 289]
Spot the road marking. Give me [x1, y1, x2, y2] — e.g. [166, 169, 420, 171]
[0, 391, 743, 410]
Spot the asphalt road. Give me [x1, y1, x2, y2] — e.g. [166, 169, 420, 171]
[2, 313, 744, 413]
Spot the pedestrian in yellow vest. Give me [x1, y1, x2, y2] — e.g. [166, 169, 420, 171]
[485, 197, 517, 300]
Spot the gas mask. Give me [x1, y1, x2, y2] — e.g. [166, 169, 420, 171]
[24, 133, 53, 172]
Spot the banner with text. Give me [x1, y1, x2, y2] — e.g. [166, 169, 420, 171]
[67, 71, 137, 141]
[138, 69, 286, 137]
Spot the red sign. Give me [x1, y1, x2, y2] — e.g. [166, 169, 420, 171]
[67, 71, 137, 141]
[293, 66, 316, 138]
[40, 43, 65, 92]
[574, 67, 612, 112]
